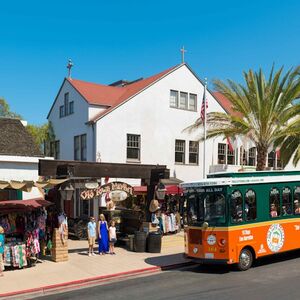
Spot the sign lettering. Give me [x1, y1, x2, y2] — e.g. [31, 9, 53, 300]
[80, 181, 134, 200]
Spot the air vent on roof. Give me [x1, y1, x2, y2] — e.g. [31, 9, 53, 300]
[109, 78, 143, 87]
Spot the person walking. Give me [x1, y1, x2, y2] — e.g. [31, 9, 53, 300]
[87, 216, 96, 256]
[98, 214, 109, 255]
[0, 226, 5, 277]
[109, 220, 117, 255]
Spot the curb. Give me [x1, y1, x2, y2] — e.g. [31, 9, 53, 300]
[0, 261, 195, 299]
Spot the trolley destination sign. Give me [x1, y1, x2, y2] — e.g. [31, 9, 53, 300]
[80, 181, 134, 200]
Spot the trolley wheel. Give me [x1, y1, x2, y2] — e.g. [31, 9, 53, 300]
[237, 248, 253, 271]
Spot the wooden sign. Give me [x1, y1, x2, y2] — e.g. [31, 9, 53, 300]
[80, 181, 134, 200]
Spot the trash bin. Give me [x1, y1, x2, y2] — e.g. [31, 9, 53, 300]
[134, 231, 147, 252]
[128, 234, 135, 251]
[147, 231, 162, 253]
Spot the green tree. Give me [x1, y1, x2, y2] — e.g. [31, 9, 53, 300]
[0, 98, 22, 119]
[187, 66, 300, 170]
[26, 121, 55, 154]
[274, 119, 300, 167]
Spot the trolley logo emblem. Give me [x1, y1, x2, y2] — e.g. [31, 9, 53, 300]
[207, 234, 216, 245]
[267, 224, 285, 252]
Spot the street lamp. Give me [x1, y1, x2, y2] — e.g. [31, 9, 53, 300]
[156, 182, 166, 200]
[59, 182, 75, 201]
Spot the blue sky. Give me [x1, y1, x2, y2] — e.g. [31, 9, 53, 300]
[0, 0, 300, 124]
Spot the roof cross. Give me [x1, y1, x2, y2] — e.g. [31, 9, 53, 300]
[180, 46, 187, 63]
[67, 59, 74, 78]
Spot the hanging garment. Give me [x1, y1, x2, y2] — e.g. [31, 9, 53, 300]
[3, 245, 11, 266]
[169, 214, 176, 232]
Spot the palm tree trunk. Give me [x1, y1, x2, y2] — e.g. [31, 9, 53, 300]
[256, 144, 268, 171]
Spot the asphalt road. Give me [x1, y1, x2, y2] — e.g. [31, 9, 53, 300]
[36, 250, 300, 300]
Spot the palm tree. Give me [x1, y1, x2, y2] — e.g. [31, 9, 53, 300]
[274, 120, 300, 167]
[188, 66, 300, 171]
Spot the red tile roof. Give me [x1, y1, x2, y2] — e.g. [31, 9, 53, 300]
[212, 92, 243, 118]
[67, 65, 180, 122]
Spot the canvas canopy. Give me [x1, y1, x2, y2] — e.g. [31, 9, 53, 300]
[0, 179, 68, 192]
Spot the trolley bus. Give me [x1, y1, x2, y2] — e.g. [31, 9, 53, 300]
[181, 170, 300, 270]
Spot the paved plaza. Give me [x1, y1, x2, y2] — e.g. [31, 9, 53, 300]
[0, 233, 187, 297]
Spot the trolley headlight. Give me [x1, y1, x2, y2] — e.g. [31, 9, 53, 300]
[219, 239, 226, 247]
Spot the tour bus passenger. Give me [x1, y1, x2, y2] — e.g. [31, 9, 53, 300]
[270, 204, 278, 218]
[282, 206, 288, 216]
[294, 200, 300, 214]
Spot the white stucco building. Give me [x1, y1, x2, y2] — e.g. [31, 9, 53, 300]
[47, 63, 285, 184]
[0, 118, 45, 200]
[48, 63, 233, 183]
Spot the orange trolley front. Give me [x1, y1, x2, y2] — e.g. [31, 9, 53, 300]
[182, 171, 300, 270]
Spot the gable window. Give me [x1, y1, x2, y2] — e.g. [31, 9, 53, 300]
[175, 140, 185, 164]
[127, 134, 140, 161]
[189, 141, 199, 164]
[59, 106, 64, 118]
[59, 92, 74, 118]
[189, 94, 197, 111]
[50, 140, 60, 159]
[170, 90, 197, 111]
[179, 92, 188, 109]
[64, 92, 69, 116]
[69, 101, 74, 114]
[170, 90, 178, 108]
[74, 134, 87, 161]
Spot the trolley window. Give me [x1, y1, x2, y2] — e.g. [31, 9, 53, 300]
[282, 187, 292, 216]
[231, 190, 243, 223]
[270, 188, 280, 218]
[294, 186, 300, 215]
[245, 189, 256, 221]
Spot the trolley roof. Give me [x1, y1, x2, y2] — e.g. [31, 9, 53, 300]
[181, 170, 300, 189]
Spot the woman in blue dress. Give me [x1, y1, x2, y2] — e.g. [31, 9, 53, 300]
[98, 214, 109, 254]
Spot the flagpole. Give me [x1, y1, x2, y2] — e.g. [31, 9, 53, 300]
[203, 78, 207, 179]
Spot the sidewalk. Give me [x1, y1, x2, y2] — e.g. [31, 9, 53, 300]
[0, 233, 190, 297]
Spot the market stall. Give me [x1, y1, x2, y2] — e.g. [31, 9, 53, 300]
[134, 181, 184, 235]
[0, 198, 54, 269]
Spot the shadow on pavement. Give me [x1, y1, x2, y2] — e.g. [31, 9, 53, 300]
[69, 247, 98, 254]
[146, 248, 300, 275]
[144, 253, 188, 268]
[253, 248, 300, 268]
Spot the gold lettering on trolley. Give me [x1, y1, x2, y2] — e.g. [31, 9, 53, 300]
[239, 229, 253, 242]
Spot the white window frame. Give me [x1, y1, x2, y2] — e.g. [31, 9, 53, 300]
[189, 94, 197, 111]
[189, 141, 199, 164]
[127, 134, 141, 162]
[175, 139, 185, 164]
[179, 92, 188, 110]
[170, 90, 178, 108]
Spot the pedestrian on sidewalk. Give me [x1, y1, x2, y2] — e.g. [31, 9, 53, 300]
[87, 216, 96, 256]
[98, 214, 109, 255]
[109, 220, 117, 255]
[0, 226, 5, 277]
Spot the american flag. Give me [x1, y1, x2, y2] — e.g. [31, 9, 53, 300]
[201, 89, 208, 122]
